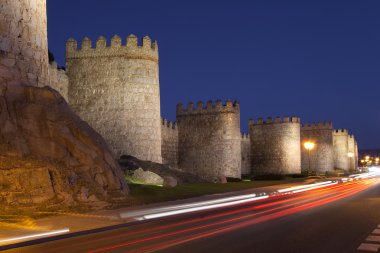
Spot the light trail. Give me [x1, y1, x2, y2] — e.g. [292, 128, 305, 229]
[88, 179, 378, 253]
[51, 181, 355, 252]
[54, 180, 349, 252]
[123, 180, 379, 253]
[133, 180, 340, 221]
[0, 228, 70, 245]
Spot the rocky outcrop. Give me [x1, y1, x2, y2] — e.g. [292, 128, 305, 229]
[120, 155, 205, 185]
[0, 84, 128, 211]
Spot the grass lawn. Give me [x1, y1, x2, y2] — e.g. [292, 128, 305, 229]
[128, 177, 306, 205]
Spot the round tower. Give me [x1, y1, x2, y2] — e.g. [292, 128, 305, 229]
[176, 100, 241, 181]
[333, 129, 349, 171]
[66, 35, 162, 162]
[0, 0, 49, 86]
[249, 116, 301, 176]
[301, 122, 334, 173]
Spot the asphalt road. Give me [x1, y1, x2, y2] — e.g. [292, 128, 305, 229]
[2, 178, 380, 253]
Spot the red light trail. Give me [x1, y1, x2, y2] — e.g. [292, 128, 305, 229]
[83, 178, 379, 253]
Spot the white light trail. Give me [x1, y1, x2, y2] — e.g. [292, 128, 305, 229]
[120, 193, 263, 219]
[124, 172, 380, 221]
[140, 195, 270, 220]
[276, 181, 334, 194]
[0, 228, 70, 245]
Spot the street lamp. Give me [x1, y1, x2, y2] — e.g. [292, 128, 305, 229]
[348, 152, 354, 172]
[304, 141, 315, 176]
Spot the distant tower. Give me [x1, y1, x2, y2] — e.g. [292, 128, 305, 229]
[177, 100, 242, 181]
[333, 129, 349, 171]
[250, 117, 301, 176]
[348, 135, 357, 170]
[66, 35, 162, 162]
[241, 133, 251, 175]
[0, 0, 49, 86]
[301, 122, 334, 173]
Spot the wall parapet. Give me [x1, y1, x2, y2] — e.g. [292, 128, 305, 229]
[241, 133, 250, 140]
[249, 116, 300, 126]
[66, 35, 158, 62]
[162, 118, 177, 130]
[176, 100, 240, 116]
[333, 129, 348, 135]
[301, 121, 333, 130]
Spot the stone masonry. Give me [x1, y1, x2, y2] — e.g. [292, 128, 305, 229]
[301, 122, 334, 173]
[0, 0, 49, 87]
[249, 117, 301, 176]
[241, 133, 251, 175]
[333, 129, 349, 170]
[161, 118, 178, 169]
[48, 61, 69, 101]
[66, 35, 162, 162]
[177, 100, 241, 181]
[348, 135, 357, 171]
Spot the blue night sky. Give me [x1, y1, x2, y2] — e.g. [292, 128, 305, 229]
[47, 0, 380, 149]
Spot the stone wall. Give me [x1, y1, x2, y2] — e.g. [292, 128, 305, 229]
[301, 122, 334, 173]
[177, 100, 241, 181]
[241, 133, 251, 175]
[354, 140, 359, 169]
[333, 129, 349, 170]
[0, 0, 49, 87]
[48, 62, 69, 101]
[348, 135, 357, 170]
[250, 117, 301, 176]
[161, 118, 178, 168]
[66, 35, 162, 162]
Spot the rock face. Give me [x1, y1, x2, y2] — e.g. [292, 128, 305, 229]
[120, 155, 205, 185]
[0, 84, 128, 210]
[132, 168, 164, 185]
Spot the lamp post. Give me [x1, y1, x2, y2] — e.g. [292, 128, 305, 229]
[304, 141, 315, 176]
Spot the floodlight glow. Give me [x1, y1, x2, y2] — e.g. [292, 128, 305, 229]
[304, 141, 315, 150]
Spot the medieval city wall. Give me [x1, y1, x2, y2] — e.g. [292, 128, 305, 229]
[0, 0, 49, 87]
[249, 117, 301, 176]
[301, 122, 334, 173]
[48, 62, 69, 101]
[348, 135, 357, 170]
[66, 35, 162, 162]
[241, 133, 251, 175]
[354, 140, 359, 169]
[177, 100, 241, 181]
[333, 129, 349, 170]
[161, 118, 178, 169]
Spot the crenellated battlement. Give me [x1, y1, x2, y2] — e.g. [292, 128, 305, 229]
[176, 100, 240, 116]
[301, 121, 333, 130]
[249, 116, 300, 126]
[333, 129, 348, 134]
[241, 133, 250, 140]
[66, 34, 158, 62]
[162, 118, 177, 130]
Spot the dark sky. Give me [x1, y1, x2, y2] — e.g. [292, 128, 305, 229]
[47, 0, 380, 149]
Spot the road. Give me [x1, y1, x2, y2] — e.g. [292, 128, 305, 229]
[2, 177, 380, 253]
